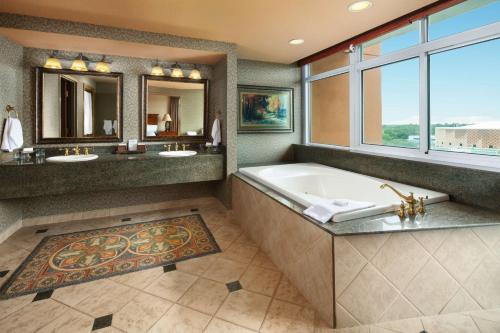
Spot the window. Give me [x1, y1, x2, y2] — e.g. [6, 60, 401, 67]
[305, 0, 500, 169]
[429, 38, 500, 156]
[361, 22, 420, 60]
[429, 0, 500, 40]
[362, 58, 420, 148]
[310, 73, 350, 146]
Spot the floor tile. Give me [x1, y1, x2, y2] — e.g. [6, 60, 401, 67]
[176, 255, 217, 276]
[148, 304, 211, 333]
[92, 314, 114, 331]
[203, 258, 248, 283]
[274, 277, 309, 306]
[37, 307, 94, 333]
[74, 280, 138, 317]
[0, 294, 34, 320]
[144, 270, 197, 301]
[113, 292, 173, 333]
[261, 299, 315, 333]
[226, 280, 243, 292]
[240, 265, 281, 296]
[0, 299, 68, 332]
[32, 289, 53, 302]
[204, 318, 257, 333]
[216, 289, 271, 330]
[178, 278, 228, 315]
[213, 224, 242, 243]
[220, 242, 259, 264]
[52, 278, 112, 307]
[110, 267, 164, 290]
[251, 251, 279, 271]
[421, 313, 480, 333]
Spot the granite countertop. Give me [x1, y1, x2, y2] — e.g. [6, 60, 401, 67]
[234, 172, 500, 236]
[0, 150, 222, 167]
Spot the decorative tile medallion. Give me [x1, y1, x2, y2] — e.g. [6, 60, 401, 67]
[0, 214, 220, 299]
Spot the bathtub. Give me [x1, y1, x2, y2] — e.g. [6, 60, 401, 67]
[239, 163, 449, 222]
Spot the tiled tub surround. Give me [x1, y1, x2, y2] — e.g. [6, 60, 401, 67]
[0, 151, 224, 200]
[293, 144, 500, 212]
[232, 175, 500, 328]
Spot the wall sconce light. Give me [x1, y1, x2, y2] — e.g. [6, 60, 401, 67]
[170, 62, 184, 78]
[70, 53, 88, 71]
[95, 55, 111, 73]
[43, 51, 62, 69]
[151, 60, 165, 76]
[189, 65, 202, 80]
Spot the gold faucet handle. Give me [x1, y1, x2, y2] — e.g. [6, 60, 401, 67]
[417, 197, 426, 215]
[398, 201, 406, 219]
[59, 148, 70, 156]
[83, 147, 93, 155]
[182, 144, 188, 151]
[164, 144, 171, 152]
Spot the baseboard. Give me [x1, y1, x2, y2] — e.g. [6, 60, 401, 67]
[0, 219, 22, 244]
[21, 196, 218, 228]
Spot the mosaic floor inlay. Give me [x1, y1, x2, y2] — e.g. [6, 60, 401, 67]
[0, 214, 220, 299]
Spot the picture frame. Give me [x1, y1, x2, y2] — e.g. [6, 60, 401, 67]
[237, 85, 294, 133]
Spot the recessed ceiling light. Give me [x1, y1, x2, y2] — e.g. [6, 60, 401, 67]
[289, 39, 304, 45]
[348, 1, 373, 12]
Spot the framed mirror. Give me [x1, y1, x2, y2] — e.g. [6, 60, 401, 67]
[35, 67, 123, 144]
[141, 75, 209, 142]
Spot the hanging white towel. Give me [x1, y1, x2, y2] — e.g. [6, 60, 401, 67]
[103, 120, 113, 135]
[211, 118, 221, 146]
[304, 199, 375, 223]
[1, 117, 23, 152]
[83, 91, 93, 135]
[1, 118, 12, 152]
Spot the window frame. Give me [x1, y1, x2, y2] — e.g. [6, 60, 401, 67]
[303, 17, 500, 172]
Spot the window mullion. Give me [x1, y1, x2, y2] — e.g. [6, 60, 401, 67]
[419, 18, 429, 155]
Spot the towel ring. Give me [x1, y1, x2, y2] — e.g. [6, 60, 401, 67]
[5, 105, 18, 118]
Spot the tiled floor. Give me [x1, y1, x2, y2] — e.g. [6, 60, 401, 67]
[0, 198, 498, 333]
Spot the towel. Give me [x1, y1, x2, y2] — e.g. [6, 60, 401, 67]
[304, 199, 375, 223]
[1, 117, 23, 152]
[211, 118, 221, 146]
[112, 120, 118, 134]
[103, 120, 113, 135]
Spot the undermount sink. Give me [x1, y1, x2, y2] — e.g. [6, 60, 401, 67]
[159, 150, 197, 157]
[46, 154, 99, 163]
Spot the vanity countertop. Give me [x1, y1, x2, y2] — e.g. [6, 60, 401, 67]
[0, 151, 224, 200]
[234, 172, 500, 236]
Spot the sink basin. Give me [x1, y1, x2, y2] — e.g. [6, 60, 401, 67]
[46, 154, 99, 163]
[159, 150, 197, 157]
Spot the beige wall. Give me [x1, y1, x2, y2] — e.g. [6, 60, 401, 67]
[310, 50, 382, 146]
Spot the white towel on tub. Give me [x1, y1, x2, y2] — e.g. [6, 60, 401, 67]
[304, 199, 375, 223]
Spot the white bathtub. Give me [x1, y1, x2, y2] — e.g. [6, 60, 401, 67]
[239, 163, 449, 222]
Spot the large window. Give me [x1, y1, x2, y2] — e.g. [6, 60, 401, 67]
[305, 0, 500, 169]
[429, 38, 500, 155]
[362, 59, 420, 148]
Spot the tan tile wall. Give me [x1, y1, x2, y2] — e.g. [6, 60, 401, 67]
[232, 177, 335, 327]
[335, 227, 500, 328]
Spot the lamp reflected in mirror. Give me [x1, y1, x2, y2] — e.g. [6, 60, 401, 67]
[163, 113, 173, 131]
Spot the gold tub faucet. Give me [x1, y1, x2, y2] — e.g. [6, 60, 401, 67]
[380, 183, 420, 217]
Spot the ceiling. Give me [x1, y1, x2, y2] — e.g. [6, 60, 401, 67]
[0, 28, 224, 64]
[0, 0, 436, 64]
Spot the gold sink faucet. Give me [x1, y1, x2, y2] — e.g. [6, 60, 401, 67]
[73, 145, 81, 155]
[174, 142, 179, 151]
[380, 183, 425, 218]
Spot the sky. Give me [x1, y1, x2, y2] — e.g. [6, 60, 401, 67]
[376, 0, 500, 125]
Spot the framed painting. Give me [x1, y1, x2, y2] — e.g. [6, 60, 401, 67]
[237, 85, 294, 133]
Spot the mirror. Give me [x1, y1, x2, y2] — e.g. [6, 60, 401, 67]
[141, 75, 209, 141]
[36, 68, 123, 143]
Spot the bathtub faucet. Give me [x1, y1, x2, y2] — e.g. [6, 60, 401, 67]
[380, 183, 418, 217]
